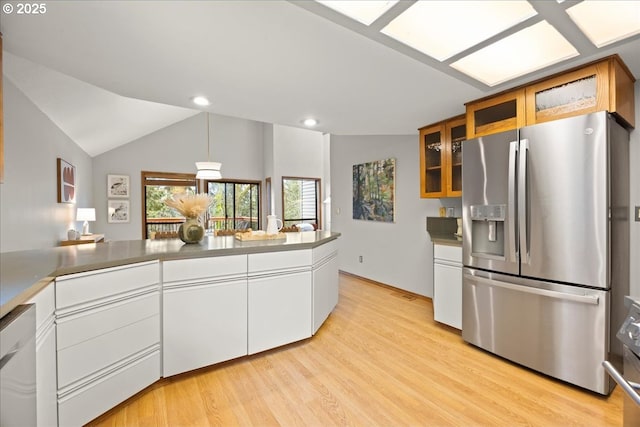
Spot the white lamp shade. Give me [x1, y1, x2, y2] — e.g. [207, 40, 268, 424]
[76, 208, 96, 222]
[195, 162, 222, 180]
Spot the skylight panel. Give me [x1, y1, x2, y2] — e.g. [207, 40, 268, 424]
[450, 21, 579, 87]
[316, 1, 399, 26]
[566, 0, 640, 48]
[380, 0, 537, 61]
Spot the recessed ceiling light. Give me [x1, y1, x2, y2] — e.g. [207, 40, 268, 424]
[316, 0, 399, 26]
[566, 1, 640, 48]
[192, 96, 210, 106]
[381, 0, 537, 61]
[303, 118, 318, 127]
[450, 21, 579, 87]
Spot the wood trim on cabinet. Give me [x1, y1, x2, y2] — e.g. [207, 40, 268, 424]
[610, 56, 636, 129]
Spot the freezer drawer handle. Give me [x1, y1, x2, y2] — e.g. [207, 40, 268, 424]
[470, 275, 600, 305]
[603, 361, 640, 405]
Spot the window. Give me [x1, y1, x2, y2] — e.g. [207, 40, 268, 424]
[206, 180, 261, 232]
[142, 171, 196, 239]
[282, 177, 321, 229]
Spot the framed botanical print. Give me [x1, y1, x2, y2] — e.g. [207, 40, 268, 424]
[57, 158, 76, 204]
[107, 200, 130, 223]
[107, 174, 130, 198]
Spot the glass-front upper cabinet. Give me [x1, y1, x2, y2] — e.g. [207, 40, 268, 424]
[445, 116, 466, 197]
[525, 56, 635, 128]
[419, 115, 466, 198]
[419, 122, 446, 198]
[465, 89, 525, 139]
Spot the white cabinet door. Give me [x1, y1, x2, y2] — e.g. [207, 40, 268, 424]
[163, 279, 248, 377]
[162, 255, 248, 377]
[248, 270, 312, 354]
[312, 251, 338, 334]
[433, 258, 462, 330]
[28, 284, 57, 427]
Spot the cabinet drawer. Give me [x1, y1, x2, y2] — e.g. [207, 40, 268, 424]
[312, 240, 338, 264]
[58, 350, 160, 427]
[57, 315, 159, 388]
[163, 254, 247, 283]
[56, 261, 159, 309]
[57, 292, 159, 350]
[434, 244, 462, 263]
[248, 250, 312, 274]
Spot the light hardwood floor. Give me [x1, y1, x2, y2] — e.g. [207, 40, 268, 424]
[87, 272, 622, 427]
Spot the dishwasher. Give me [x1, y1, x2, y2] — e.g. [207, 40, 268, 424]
[603, 297, 640, 427]
[0, 304, 37, 426]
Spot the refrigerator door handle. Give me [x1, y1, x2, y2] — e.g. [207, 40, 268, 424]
[508, 141, 519, 262]
[470, 275, 600, 305]
[518, 139, 530, 264]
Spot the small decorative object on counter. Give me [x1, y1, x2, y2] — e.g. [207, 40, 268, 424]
[164, 193, 212, 244]
[266, 215, 283, 235]
[67, 229, 80, 240]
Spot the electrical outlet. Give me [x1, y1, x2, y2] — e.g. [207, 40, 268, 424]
[358, 255, 363, 263]
[636, 206, 640, 222]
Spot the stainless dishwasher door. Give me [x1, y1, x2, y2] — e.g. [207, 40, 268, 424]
[0, 304, 37, 427]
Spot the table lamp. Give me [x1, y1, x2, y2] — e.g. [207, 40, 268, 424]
[77, 208, 96, 235]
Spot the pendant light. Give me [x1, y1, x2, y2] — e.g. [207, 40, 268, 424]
[196, 112, 222, 180]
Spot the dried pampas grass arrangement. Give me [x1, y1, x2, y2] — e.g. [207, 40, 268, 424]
[164, 193, 212, 218]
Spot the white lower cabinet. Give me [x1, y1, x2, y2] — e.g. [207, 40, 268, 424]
[312, 240, 339, 334]
[28, 283, 58, 427]
[55, 261, 160, 427]
[433, 244, 462, 330]
[19, 241, 338, 425]
[248, 250, 312, 354]
[162, 255, 248, 377]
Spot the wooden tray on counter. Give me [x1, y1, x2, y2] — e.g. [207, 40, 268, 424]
[234, 231, 286, 241]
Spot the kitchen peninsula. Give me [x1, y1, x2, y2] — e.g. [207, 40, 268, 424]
[0, 231, 339, 426]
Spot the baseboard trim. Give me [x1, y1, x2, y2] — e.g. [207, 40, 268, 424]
[338, 270, 432, 302]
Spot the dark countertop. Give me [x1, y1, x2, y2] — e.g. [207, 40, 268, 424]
[426, 217, 462, 247]
[0, 231, 340, 318]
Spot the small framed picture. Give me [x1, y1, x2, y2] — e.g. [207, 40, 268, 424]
[57, 158, 76, 204]
[107, 200, 130, 223]
[107, 174, 130, 198]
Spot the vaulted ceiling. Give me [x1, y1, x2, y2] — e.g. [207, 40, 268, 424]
[1, 1, 639, 156]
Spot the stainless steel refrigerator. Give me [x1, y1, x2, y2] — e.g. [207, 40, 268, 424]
[462, 111, 630, 395]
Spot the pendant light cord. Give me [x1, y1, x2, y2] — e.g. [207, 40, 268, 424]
[206, 112, 210, 162]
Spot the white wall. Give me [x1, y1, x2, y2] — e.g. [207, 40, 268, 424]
[630, 82, 640, 297]
[92, 112, 264, 240]
[270, 124, 327, 223]
[0, 80, 93, 252]
[330, 134, 443, 297]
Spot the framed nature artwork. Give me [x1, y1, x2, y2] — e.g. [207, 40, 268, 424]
[107, 200, 130, 223]
[107, 174, 130, 198]
[57, 158, 76, 204]
[352, 158, 395, 222]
